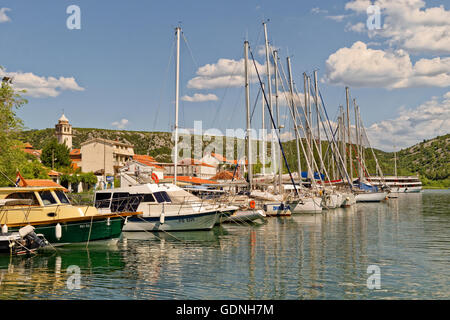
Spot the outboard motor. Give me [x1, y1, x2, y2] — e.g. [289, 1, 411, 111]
[19, 225, 47, 250]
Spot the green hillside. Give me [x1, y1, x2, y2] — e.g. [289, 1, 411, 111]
[15, 128, 449, 188]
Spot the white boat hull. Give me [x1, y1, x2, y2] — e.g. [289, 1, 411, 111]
[321, 193, 343, 209]
[123, 210, 221, 231]
[287, 197, 322, 213]
[390, 186, 422, 193]
[222, 209, 266, 223]
[355, 192, 388, 202]
[262, 202, 292, 216]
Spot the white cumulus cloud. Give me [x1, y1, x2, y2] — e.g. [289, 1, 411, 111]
[345, 0, 450, 55]
[366, 91, 450, 151]
[187, 58, 270, 90]
[111, 119, 129, 129]
[324, 41, 450, 89]
[0, 68, 85, 97]
[181, 93, 219, 102]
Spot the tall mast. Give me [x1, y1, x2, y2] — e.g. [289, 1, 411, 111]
[244, 40, 253, 190]
[313, 70, 322, 174]
[303, 72, 309, 179]
[394, 147, 397, 177]
[273, 50, 282, 194]
[339, 105, 346, 177]
[261, 82, 265, 176]
[174, 26, 181, 184]
[345, 87, 353, 181]
[307, 76, 313, 176]
[358, 107, 365, 179]
[354, 99, 361, 180]
[288, 57, 302, 185]
[263, 21, 276, 176]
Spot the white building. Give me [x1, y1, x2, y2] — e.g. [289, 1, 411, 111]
[80, 138, 134, 175]
[119, 155, 165, 187]
[55, 114, 73, 150]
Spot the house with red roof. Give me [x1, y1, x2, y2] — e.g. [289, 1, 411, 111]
[118, 154, 165, 187]
[21, 143, 42, 159]
[159, 158, 217, 180]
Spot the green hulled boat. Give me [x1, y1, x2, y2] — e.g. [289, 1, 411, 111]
[0, 187, 139, 246]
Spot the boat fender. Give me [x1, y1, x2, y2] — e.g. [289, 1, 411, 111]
[1, 224, 8, 234]
[55, 223, 62, 240]
[151, 173, 159, 184]
[107, 218, 110, 226]
[160, 212, 165, 224]
[249, 200, 256, 209]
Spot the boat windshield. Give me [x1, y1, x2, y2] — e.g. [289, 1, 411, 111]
[153, 191, 171, 203]
[5, 192, 39, 205]
[54, 190, 71, 204]
[39, 191, 58, 206]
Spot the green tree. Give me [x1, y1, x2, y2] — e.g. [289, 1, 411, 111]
[0, 71, 29, 186]
[19, 160, 50, 179]
[41, 138, 71, 169]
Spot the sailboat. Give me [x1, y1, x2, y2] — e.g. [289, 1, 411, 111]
[243, 35, 291, 217]
[350, 96, 389, 202]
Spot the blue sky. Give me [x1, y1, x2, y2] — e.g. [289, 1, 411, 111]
[0, 0, 449, 151]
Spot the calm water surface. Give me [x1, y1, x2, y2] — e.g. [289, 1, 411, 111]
[0, 190, 449, 299]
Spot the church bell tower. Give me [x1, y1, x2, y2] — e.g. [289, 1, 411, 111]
[55, 114, 73, 150]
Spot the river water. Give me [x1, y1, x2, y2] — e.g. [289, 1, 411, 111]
[0, 190, 449, 300]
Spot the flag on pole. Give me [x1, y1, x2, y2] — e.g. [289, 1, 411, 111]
[15, 171, 26, 187]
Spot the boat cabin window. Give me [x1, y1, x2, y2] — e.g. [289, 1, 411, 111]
[135, 193, 155, 203]
[54, 190, 70, 204]
[95, 192, 112, 208]
[5, 192, 39, 205]
[111, 192, 130, 212]
[39, 191, 58, 205]
[153, 191, 171, 203]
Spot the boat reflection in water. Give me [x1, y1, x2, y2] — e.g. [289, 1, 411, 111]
[0, 246, 123, 299]
[1, 191, 448, 300]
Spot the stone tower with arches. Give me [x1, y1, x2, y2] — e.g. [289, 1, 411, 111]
[55, 113, 73, 150]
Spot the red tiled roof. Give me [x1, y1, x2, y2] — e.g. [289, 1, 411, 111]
[24, 142, 33, 149]
[133, 155, 163, 169]
[23, 149, 42, 157]
[178, 158, 215, 168]
[19, 179, 68, 192]
[210, 153, 247, 165]
[47, 170, 61, 176]
[70, 149, 81, 155]
[164, 176, 218, 185]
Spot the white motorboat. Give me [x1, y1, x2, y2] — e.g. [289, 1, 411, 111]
[286, 196, 322, 213]
[94, 183, 238, 232]
[221, 209, 266, 224]
[354, 191, 388, 202]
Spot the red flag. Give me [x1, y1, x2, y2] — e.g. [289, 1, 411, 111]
[15, 171, 27, 187]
